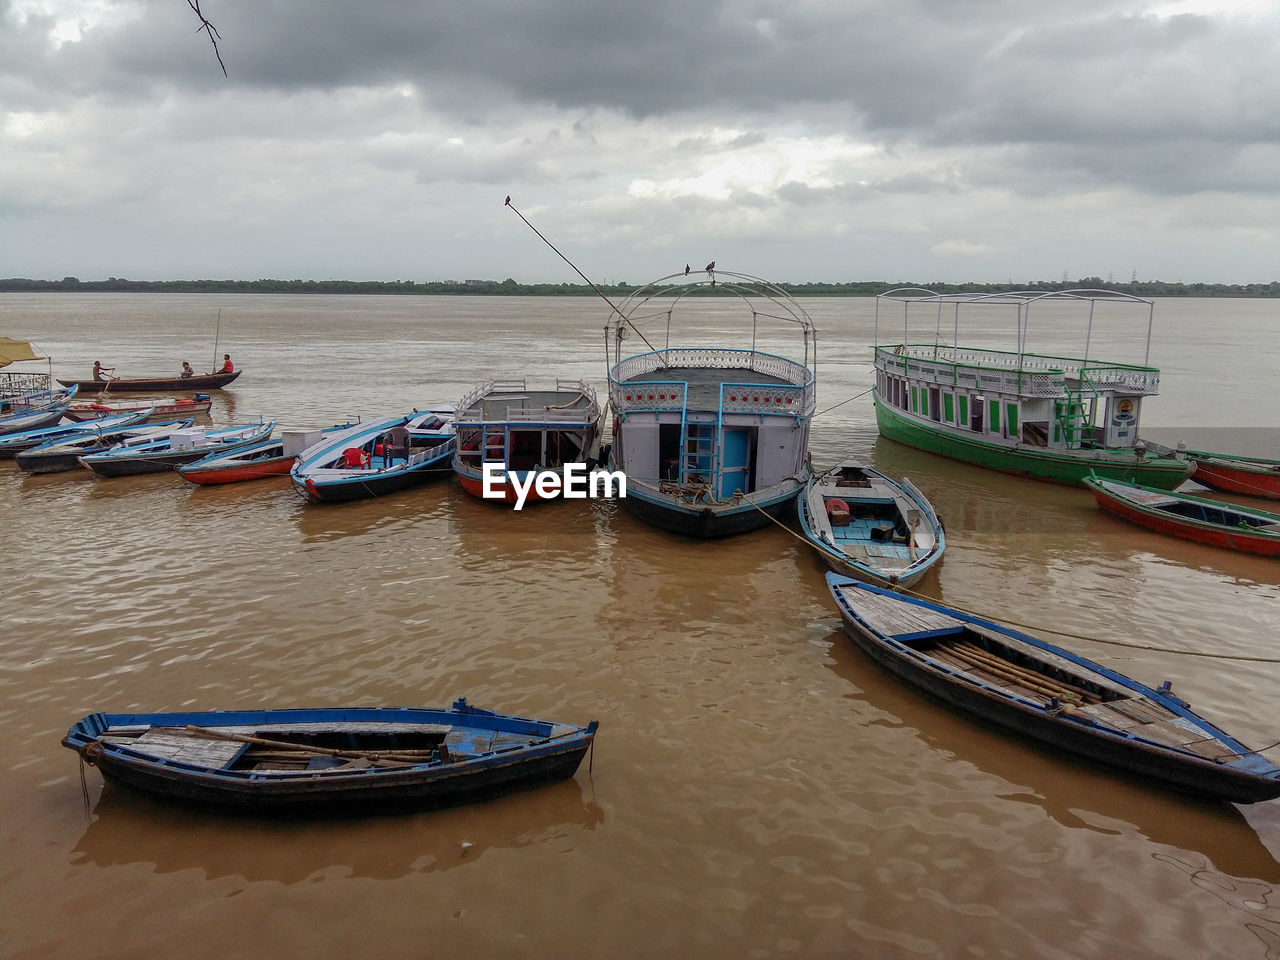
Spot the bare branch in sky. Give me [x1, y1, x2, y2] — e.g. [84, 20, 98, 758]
[186, 0, 227, 77]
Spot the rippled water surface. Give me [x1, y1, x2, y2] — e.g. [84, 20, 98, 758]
[3, 293, 1280, 959]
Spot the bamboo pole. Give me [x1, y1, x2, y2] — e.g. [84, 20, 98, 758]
[177, 725, 445, 766]
[945, 643, 1089, 703]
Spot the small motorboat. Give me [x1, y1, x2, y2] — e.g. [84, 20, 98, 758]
[15, 419, 196, 474]
[1083, 474, 1280, 557]
[64, 395, 212, 422]
[826, 574, 1280, 803]
[0, 408, 153, 459]
[62, 698, 599, 815]
[291, 409, 456, 503]
[797, 458, 944, 587]
[178, 424, 353, 485]
[77, 419, 277, 477]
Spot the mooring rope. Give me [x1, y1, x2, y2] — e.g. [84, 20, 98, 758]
[742, 493, 1280, 664]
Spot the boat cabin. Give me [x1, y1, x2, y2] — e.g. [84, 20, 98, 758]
[454, 379, 601, 474]
[611, 350, 813, 500]
[874, 289, 1161, 455]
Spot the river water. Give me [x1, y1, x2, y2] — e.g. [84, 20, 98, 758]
[2, 292, 1279, 959]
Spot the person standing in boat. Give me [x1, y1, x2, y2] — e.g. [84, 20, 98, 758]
[180, 361, 194, 379]
[91, 360, 114, 381]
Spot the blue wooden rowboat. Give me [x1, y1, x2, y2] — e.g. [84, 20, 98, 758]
[826, 574, 1280, 803]
[77, 419, 277, 477]
[291, 408, 456, 503]
[0, 398, 71, 435]
[15, 419, 197, 473]
[797, 459, 945, 588]
[0, 407, 153, 459]
[62, 698, 598, 815]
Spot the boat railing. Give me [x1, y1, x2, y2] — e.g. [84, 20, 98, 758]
[720, 381, 814, 417]
[611, 381, 687, 413]
[611, 347, 813, 388]
[454, 379, 600, 423]
[875, 345, 1159, 396]
[1, 371, 54, 407]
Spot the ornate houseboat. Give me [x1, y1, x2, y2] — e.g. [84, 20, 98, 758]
[452, 379, 601, 504]
[606, 268, 816, 537]
[872, 289, 1191, 489]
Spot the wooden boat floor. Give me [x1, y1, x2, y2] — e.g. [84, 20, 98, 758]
[839, 586, 1240, 763]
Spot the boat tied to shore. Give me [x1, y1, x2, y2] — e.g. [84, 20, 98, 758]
[797, 459, 945, 588]
[827, 575, 1280, 803]
[605, 267, 817, 537]
[1083, 473, 1280, 556]
[452, 379, 601, 505]
[77, 419, 276, 477]
[872, 289, 1192, 489]
[290, 409, 457, 503]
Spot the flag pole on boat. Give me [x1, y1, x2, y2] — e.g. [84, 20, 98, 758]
[503, 196, 655, 353]
[211, 308, 222, 374]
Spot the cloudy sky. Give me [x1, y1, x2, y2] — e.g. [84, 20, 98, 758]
[3, 0, 1278, 284]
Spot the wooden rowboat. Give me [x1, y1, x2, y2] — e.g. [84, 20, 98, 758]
[78, 420, 276, 477]
[64, 395, 213, 422]
[797, 458, 944, 587]
[1083, 474, 1280, 557]
[57, 370, 241, 393]
[827, 574, 1280, 803]
[0, 408, 154, 459]
[62, 698, 598, 815]
[1187, 452, 1280, 501]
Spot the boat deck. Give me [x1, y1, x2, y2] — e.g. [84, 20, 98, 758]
[621, 366, 791, 409]
[462, 390, 595, 423]
[837, 586, 1240, 762]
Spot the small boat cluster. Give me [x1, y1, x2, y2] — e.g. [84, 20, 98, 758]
[8, 271, 1280, 815]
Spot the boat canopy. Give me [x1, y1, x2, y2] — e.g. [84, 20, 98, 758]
[0, 338, 45, 367]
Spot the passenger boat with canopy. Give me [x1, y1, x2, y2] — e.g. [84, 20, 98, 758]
[872, 289, 1191, 489]
[452, 379, 601, 505]
[605, 267, 816, 537]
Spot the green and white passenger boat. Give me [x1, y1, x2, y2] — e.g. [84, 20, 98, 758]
[872, 288, 1192, 489]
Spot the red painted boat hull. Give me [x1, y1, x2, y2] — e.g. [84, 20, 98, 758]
[1191, 459, 1280, 501]
[1089, 486, 1280, 557]
[456, 471, 554, 505]
[181, 457, 293, 485]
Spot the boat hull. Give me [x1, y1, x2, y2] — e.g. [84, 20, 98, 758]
[16, 449, 94, 473]
[294, 459, 452, 503]
[1190, 457, 1280, 501]
[619, 479, 802, 538]
[874, 397, 1191, 489]
[1086, 477, 1280, 557]
[80, 449, 223, 477]
[829, 577, 1280, 803]
[57, 371, 240, 392]
[181, 457, 292, 485]
[62, 704, 597, 816]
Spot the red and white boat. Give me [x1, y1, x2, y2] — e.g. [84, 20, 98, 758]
[64, 395, 212, 422]
[452, 378, 601, 505]
[1083, 474, 1280, 556]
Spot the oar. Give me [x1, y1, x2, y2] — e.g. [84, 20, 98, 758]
[177, 725, 446, 766]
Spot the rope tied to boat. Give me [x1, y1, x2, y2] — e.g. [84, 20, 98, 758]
[740, 491, 1280, 664]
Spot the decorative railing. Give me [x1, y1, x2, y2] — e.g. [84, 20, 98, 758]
[875, 345, 1159, 396]
[612, 382, 687, 412]
[610, 348, 815, 413]
[454, 378, 600, 423]
[721, 382, 812, 416]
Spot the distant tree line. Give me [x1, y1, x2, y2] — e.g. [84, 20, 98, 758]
[1, 276, 1277, 297]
